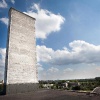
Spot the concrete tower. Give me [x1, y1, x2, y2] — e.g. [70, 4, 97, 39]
[4, 8, 38, 94]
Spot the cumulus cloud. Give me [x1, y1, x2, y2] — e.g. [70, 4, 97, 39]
[37, 45, 53, 62]
[38, 63, 100, 80]
[0, 0, 7, 8]
[96, 67, 100, 71]
[0, 48, 6, 67]
[1, 40, 100, 80]
[48, 67, 59, 73]
[0, 17, 8, 26]
[37, 63, 44, 71]
[63, 68, 73, 73]
[24, 4, 65, 39]
[37, 40, 100, 65]
[11, 0, 15, 4]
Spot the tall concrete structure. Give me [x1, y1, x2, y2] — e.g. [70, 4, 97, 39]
[4, 8, 38, 94]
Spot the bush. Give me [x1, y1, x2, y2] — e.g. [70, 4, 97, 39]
[39, 84, 44, 88]
[0, 84, 3, 93]
[72, 86, 80, 90]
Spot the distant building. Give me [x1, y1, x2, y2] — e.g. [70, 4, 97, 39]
[62, 82, 68, 88]
[42, 84, 54, 89]
[62, 81, 80, 89]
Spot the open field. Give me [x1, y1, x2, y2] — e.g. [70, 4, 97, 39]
[0, 89, 100, 100]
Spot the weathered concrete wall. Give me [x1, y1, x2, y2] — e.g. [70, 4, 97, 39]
[4, 8, 38, 94]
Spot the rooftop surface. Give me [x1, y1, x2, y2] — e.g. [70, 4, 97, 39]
[0, 89, 100, 100]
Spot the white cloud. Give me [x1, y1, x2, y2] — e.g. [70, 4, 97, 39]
[64, 68, 73, 73]
[37, 40, 100, 65]
[11, 0, 15, 4]
[38, 63, 100, 80]
[96, 67, 100, 71]
[0, 17, 8, 26]
[1, 41, 100, 80]
[36, 45, 53, 62]
[48, 67, 59, 73]
[0, 48, 6, 67]
[24, 3, 65, 39]
[0, 0, 7, 8]
[37, 63, 44, 71]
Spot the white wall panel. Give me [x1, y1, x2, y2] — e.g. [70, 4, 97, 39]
[6, 8, 38, 84]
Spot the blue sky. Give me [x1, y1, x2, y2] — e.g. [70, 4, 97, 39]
[0, 0, 100, 80]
